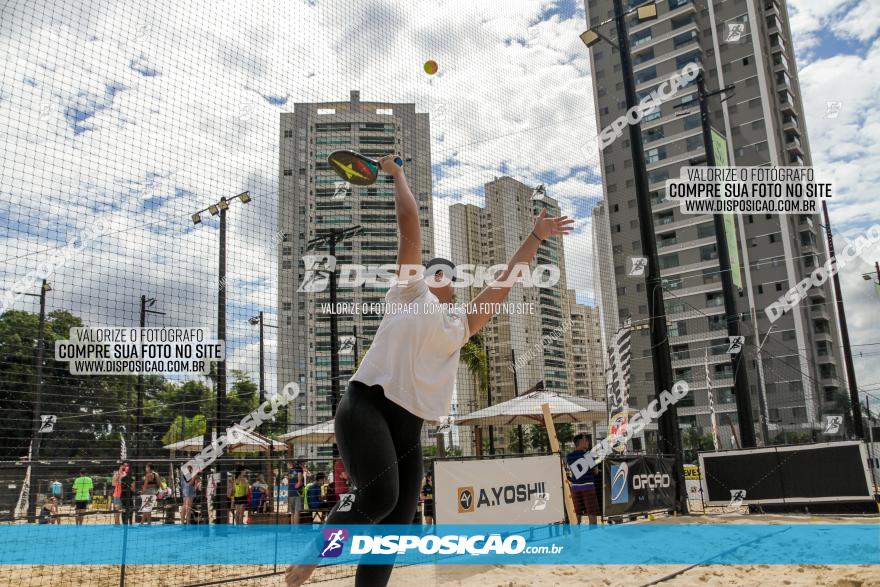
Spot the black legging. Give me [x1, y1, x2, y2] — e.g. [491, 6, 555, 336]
[324, 380, 424, 586]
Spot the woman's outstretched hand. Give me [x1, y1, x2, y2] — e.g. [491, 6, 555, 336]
[532, 208, 574, 241]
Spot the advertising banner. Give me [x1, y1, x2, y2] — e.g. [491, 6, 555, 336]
[434, 455, 565, 524]
[603, 456, 677, 516]
[683, 464, 702, 501]
[711, 127, 742, 290]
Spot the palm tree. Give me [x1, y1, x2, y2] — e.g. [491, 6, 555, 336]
[459, 331, 489, 399]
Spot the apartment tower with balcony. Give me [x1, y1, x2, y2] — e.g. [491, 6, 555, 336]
[278, 90, 434, 457]
[584, 0, 846, 446]
[450, 178, 604, 452]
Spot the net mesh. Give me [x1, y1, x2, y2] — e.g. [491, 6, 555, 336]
[0, 0, 873, 584]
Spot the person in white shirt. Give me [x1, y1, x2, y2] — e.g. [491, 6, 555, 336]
[287, 155, 572, 587]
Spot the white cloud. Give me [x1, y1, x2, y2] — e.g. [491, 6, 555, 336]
[0, 0, 601, 401]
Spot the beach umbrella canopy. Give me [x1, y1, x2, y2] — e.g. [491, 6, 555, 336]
[455, 390, 606, 427]
[276, 420, 336, 444]
[163, 430, 286, 453]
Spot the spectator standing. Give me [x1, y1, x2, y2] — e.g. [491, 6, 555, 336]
[421, 473, 434, 524]
[250, 474, 269, 514]
[566, 434, 600, 525]
[229, 466, 249, 525]
[119, 476, 136, 525]
[140, 463, 160, 525]
[288, 459, 305, 524]
[72, 469, 93, 525]
[180, 471, 198, 524]
[111, 463, 129, 525]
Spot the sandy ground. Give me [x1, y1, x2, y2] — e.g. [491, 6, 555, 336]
[1, 514, 877, 586]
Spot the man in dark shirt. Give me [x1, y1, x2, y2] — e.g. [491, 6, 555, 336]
[566, 433, 600, 525]
[288, 459, 305, 524]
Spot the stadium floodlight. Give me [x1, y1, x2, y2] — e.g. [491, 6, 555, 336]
[579, 30, 602, 49]
[238, 191, 251, 203]
[217, 198, 230, 211]
[580, 2, 656, 50]
[636, 3, 658, 22]
[208, 205, 219, 216]
[191, 213, 202, 225]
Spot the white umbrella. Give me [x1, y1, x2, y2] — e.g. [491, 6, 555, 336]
[455, 390, 606, 427]
[276, 420, 336, 444]
[163, 430, 286, 453]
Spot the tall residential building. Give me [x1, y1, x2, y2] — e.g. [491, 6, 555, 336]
[567, 291, 606, 401]
[278, 90, 434, 458]
[591, 200, 620, 347]
[450, 178, 602, 453]
[584, 0, 846, 446]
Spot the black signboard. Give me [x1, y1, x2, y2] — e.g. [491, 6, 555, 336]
[698, 441, 873, 505]
[603, 455, 677, 516]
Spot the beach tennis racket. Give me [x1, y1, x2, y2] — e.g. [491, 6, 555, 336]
[327, 150, 404, 186]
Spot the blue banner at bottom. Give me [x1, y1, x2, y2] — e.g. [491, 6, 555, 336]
[0, 524, 876, 565]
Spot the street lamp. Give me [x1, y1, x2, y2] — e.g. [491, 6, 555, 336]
[23, 280, 50, 523]
[862, 262, 880, 287]
[248, 312, 277, 410]
[191, 191, 250, 524]
[580, 0, 686, 511]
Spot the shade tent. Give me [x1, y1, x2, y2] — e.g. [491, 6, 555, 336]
[455, 390, 606, 427]
[163, 430, 286, 453]
[276, 420, 336, 445]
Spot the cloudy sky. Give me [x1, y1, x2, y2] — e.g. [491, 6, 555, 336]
[0, 0, 878, 404]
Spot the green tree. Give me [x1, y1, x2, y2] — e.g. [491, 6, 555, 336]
[162, 414, 207, 445]
[0, 309, 132, 460]
[525, 423, 573, 453]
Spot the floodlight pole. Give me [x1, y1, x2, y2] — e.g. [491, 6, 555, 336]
[215, 200, 229, 523]
[190, 192, 249, 524]
[610, 0, 685, 510]
[24, 280, 49, 523]
[820, 203, 863, 439]
[695, 73, 756, 448]
[306, 226, 362, 458]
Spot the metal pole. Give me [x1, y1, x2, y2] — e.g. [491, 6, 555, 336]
[751, 307, 772, 444]
[329, 238, 340, 458]
[512, 348, 524, 453]
[216, 198, 229, 523]
[135, 295, 146, 480]
[353, 325, 359, 367]
[484, 341, 495, 455]
[611, 0, 685, 510]
[26, 280, 48, 523]
[821, 203, 863, 438]
[696, 73, 756, 448]
[258, 311, 265, 407]
[866, 397, 877, 493]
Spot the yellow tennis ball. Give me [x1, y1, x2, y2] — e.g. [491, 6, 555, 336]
[424, 60, 438, 75]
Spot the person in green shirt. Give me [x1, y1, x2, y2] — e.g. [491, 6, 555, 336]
[72, 469, 93, 525]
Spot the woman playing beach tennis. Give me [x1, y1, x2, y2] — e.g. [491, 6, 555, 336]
[287, 155, 572, 587]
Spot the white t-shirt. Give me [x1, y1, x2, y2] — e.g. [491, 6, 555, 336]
[351, 270, 470, 421]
